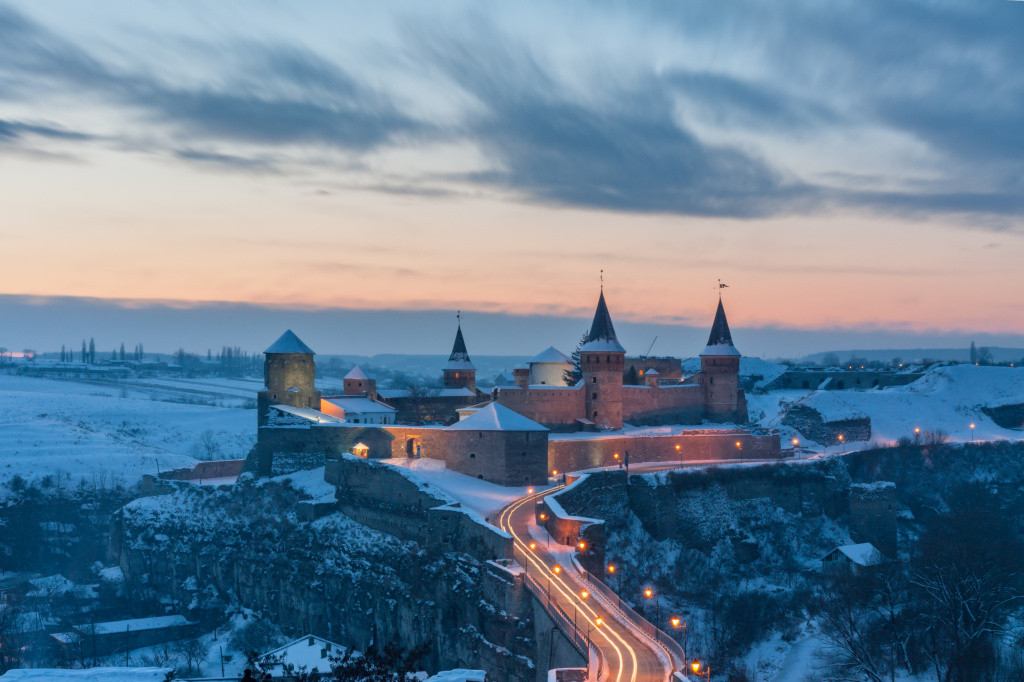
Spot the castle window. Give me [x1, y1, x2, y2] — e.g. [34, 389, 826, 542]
[592, 377, 597, 383]
[596, 356, 600, 363]
[477, 475, 483, 479]
[455, 372, 459, 379]
[470, 453, 476, 458]
[592, 393, 597, 399]
[593, 411, 598, 418]
[479, 432, 483, 438]
[710, 377, 714, 384]
[606, 355, 610, 363]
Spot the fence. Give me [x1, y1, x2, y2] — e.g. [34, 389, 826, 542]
[515, 545, 606, 681]
[576, 561, 686, 671]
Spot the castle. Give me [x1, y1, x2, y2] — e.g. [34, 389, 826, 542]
[251, 289, 778, 486]
[495, 289, 747, 429]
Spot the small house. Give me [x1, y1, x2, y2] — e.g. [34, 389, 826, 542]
[822, 543, 887, 575]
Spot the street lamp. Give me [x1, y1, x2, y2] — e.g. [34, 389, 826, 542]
[553, 565, 561, 574]
[527, 487, 534, 495]
[644, 589, 660, 639]
[578, 541, 587, 551]
[672, 617, 688, 668]
[970, 423, 975, 443]
[529, 542, 536, 551]
[676, 444, 682, 467]
[580, 590, 588, 600]
[792, 438, 799, 448]
[837, 434, 844, 451]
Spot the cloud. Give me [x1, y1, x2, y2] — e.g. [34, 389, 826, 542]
[173, 148, 278, 173]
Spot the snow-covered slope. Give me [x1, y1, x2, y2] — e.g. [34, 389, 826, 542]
[752, 365, 1024, 448]
[0, 373, 254, 490]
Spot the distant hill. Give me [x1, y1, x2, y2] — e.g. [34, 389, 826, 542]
[800, 347, 1024, 364]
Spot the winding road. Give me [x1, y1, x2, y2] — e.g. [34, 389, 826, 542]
[499, 487, 678, 682]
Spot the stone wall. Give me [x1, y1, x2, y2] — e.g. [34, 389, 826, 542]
[547, 430, 781, 474]
[159, 459, 245, 481]
[980, 403, 1024, 430]
[782, 404, 872, 444]
[497, 387, 586, 428]
[849, 481, 898, 558]
[763, 370, 924, 392]
[620, 385, 707, 425]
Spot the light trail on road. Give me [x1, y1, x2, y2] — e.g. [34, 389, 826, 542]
[499, 486, 670, 682]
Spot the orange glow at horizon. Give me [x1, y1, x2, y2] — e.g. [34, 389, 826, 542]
[2, 152, 1023, 337]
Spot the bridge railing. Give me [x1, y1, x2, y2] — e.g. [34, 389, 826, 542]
[514, 546, 606, 680]
[576, 562, 686, 671]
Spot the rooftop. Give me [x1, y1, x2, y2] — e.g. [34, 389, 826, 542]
[344, 364, 372, 380]
[322, 397, 396, 414]
[580, 290, 626, 354]
[700, 299, 740, 357]
[265, 329, 315, 355]
[447, 402, 548, 432]
[529, 346, 571, 365]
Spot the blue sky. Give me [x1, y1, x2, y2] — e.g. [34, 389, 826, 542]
[1, 1, 1023, 355]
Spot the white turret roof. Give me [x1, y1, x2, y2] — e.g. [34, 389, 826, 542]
[529, 346, 571, 365]
[345, 365, 371, 380]
[446, 402, 548, 432]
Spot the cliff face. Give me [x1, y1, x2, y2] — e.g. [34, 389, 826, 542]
[110, 473, 567, 681]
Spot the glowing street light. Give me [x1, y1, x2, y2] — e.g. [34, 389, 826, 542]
[970, 423, 975, 443]
[539, 513, 547, 521]
[671, 617, 680, 628]
[607, 565, 615, 574]
[527, 487, 534, 495]
[644, 588, 653, 598]
[552, 469, 559, 476]
[595, 617, 603, 627]
[580, 590, 589, 599]
[676, 443, 682, 466]
[553, 565, 562, 574]
[692, 662, 700, 673]
[578, 541, 587, 551]
[792, 438, 799, 448]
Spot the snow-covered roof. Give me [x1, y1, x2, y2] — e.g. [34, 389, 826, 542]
[425, 670, 487, 682]
[699, 299, 740, 356]
[265, 329, 315, 355]
[580, 290, 626, 354]
[265, 634, 345, 675]
[322, 397, 396, 414]
[81, 615, 193, 636]
[643, 369, 660, 376]
[344, 365, 371, 381]
[446, 402, 548, 432]
[827, 543, 885, 566]
[270, 404, 345, 424]
[529, 346, 571, 365]
[0, 668, 173, 681]
[376, 388, 478, 400]
[26, 574, 75, 596]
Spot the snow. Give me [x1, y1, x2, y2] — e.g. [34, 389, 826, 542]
[269, 404, 344, 424]
[264, 329, 315, 354]
[0, 373, 254, 491]
[265, 634, 346, 674]
[376, 388, 477, 399]
[579, 338, 626, 353]
[830, 543, 884, 566]
[424, 670, 487, 682]
[529, 346, 571, 365]
[770, 364, 1024, 446]
[699, 343, 741, 357]
[344, 364, 371, 380]
[382, 457, 549, 519]
[89, 615, 193, 635]
[321, 397, 395, 414]
[447, 402, 548, 432]
[266, 466, 337, 503]
[0, 668, 173, 681]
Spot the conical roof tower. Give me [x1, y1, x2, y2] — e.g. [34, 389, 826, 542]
[700, 299, 740, 356]
[580, 290, 626, 353]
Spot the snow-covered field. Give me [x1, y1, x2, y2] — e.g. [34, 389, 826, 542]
[0, 372, 255, 491]
[748, 364, 1024, 449]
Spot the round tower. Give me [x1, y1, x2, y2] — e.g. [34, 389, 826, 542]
[580, 289, 625, 429]
[258, 329, 321, 426]
[443, 318, 477, 392]
[700, 299, 743, 422]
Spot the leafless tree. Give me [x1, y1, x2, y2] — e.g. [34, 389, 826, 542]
[174, 636, 209, 676]
[816, 574, 886, 682]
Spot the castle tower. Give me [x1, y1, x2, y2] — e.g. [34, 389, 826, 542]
[700, 299, 742, 422]
[343, 365, 376, 397]
[443, 320, 477, 391]
[580, 290, 626, 429]
[257, 330, 322, 426]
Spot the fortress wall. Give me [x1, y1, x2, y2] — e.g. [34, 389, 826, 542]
[621, 384, 707, 424]
[763, 370, 924, 391]
[159, 459, 245, 481]
[325, 454, 514, 563]
[547, 430, 781, 473]
[496, 387, 585, 426]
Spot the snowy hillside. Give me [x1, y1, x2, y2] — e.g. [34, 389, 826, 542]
[0, 373, 255, 491]
[750, 365, 1024, 448]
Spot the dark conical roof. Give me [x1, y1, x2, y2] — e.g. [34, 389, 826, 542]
[445, 324, 476, 370]
[265, 329, 315, 354]
[581, 290, 626, 353]
[700, 299, 740, 356]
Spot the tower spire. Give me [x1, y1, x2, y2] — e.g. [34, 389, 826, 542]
[580, 288, 626, 353]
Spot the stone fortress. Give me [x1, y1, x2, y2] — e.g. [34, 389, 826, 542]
[250, 288, 781, 486]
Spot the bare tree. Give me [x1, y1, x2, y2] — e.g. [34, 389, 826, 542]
[816, 574, 886, 682]
[174, 637, 209, 676]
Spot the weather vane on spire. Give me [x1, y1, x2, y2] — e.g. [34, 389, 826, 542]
[457, 310, 461, 324]
[718, 279, 729, 298]
[600, 269, 604, 290]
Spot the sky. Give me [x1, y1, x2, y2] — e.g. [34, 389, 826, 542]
[1, 1, 1024, 356]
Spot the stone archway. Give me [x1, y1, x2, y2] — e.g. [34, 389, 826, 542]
[406, 436, 421, 458]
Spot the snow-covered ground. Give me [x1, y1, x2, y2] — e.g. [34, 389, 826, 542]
[748, 365, 1024, 449]
[382, 457, 551, 520]
[0, 372, 255, 491]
